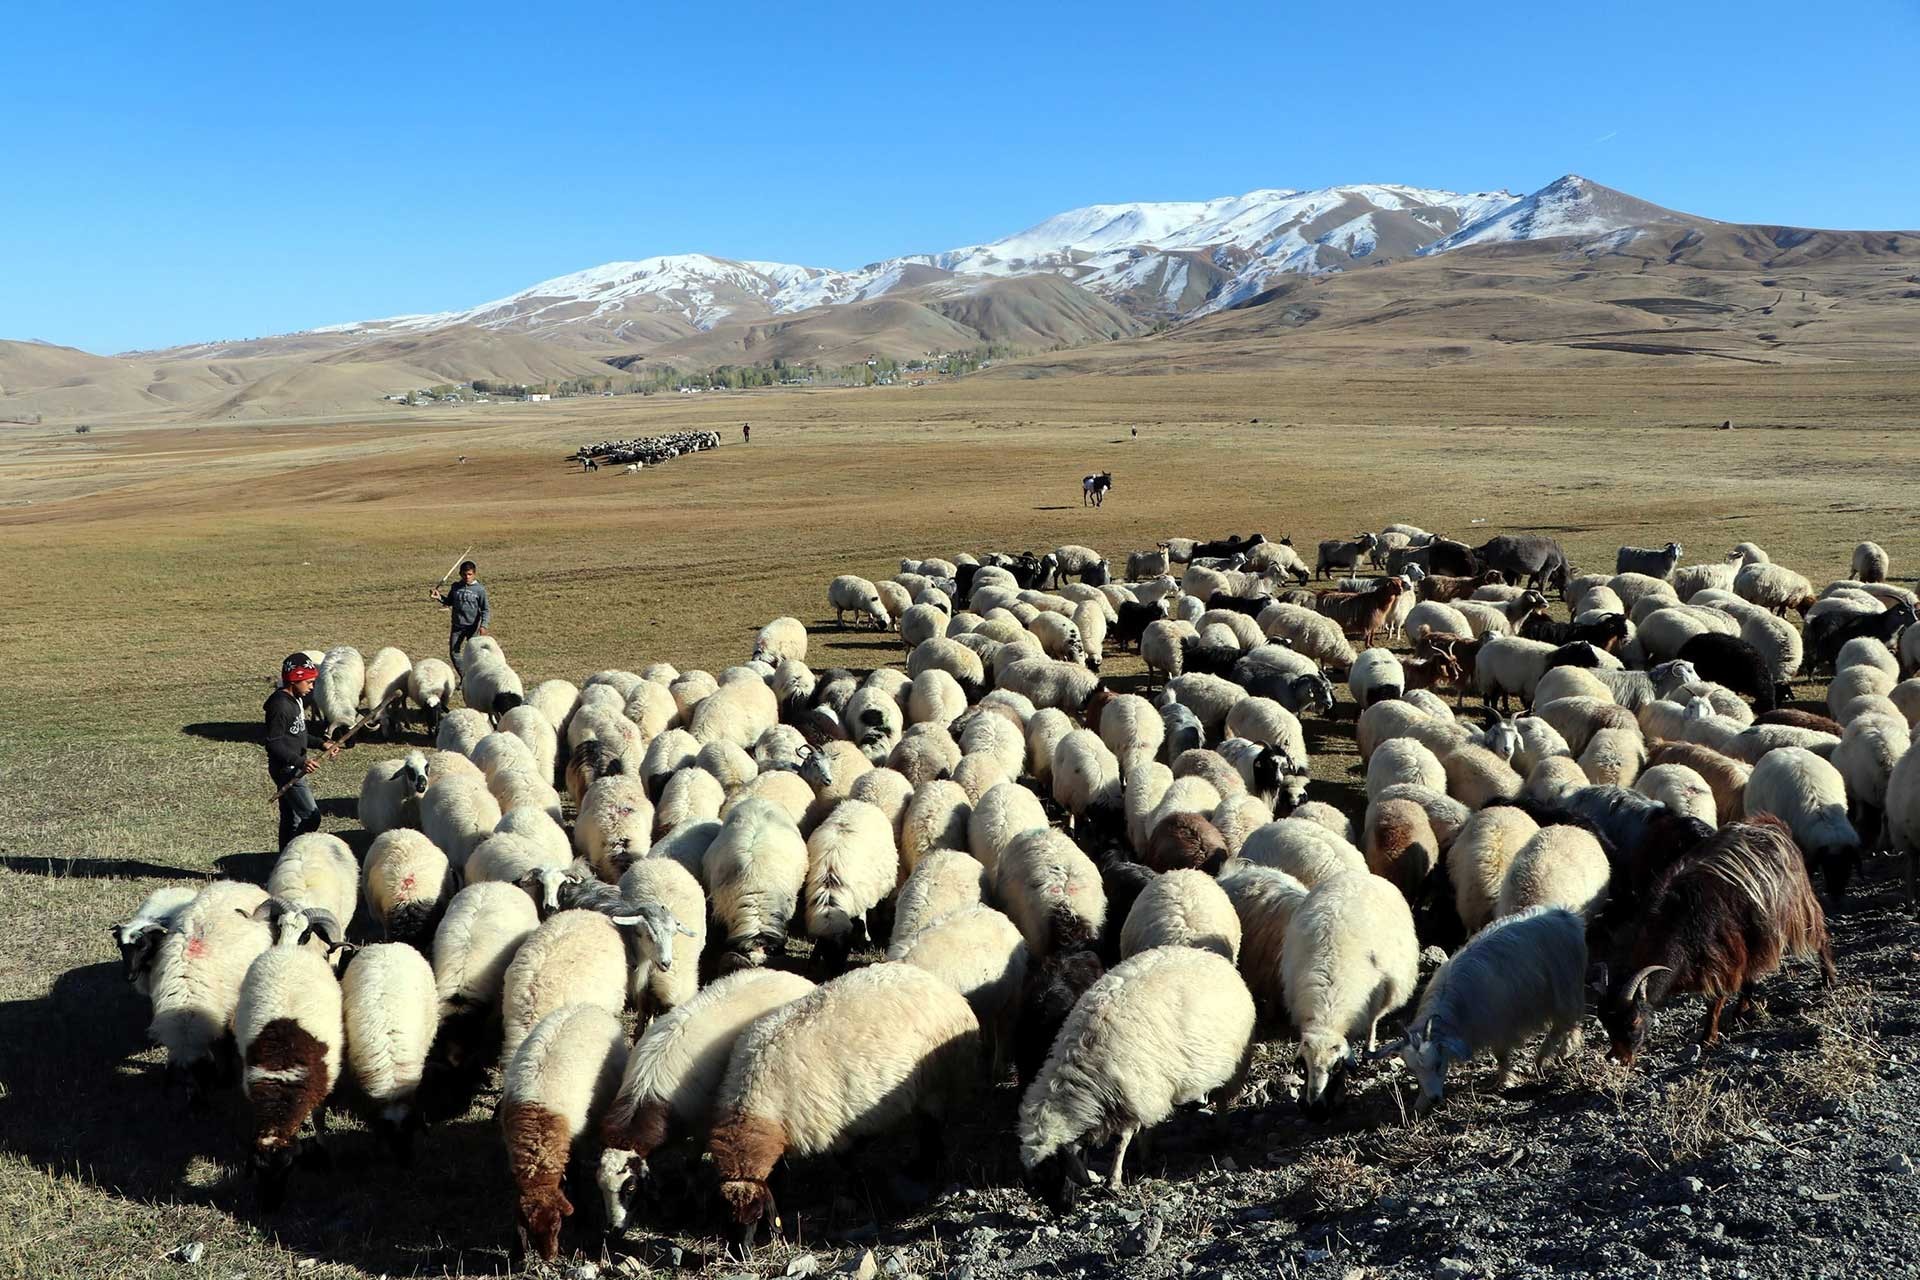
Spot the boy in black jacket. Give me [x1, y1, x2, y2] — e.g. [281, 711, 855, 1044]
[265, 654, 338, 849]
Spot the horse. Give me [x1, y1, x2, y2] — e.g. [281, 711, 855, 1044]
[1082, 472, 1113, 507]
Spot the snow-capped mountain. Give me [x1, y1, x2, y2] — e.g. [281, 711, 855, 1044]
[306, 175, 1695, 350]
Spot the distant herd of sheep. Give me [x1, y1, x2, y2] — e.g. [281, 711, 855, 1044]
[111, 524, 1920, 1264]
[567, 430, 722, 472]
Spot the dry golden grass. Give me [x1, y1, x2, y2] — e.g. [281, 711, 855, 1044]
[1, 358, 1917, 1277]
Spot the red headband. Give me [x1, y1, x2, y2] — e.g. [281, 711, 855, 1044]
[284, 665, 319, 683]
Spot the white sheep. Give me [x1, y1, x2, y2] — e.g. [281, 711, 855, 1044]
[967, 781, 1049, 877]
[1735, 562, 1815, 615]
[1634, 763, 1718, 826]
[1073, 599, 1109, 671]
[472, 730, 536, 784]
[1285, 873, 1418, 1111]
[1852, 541, 1891, 584]
[997, 656, 1100, 713]
[362, 646, 412, 737]
[889, 722, 963, 786]
[148, 880, 273, 1096]
[1238, 817, 1369, 887]
[1119, 869, 1242, 962]
[1746, 747, 1862, 887]
[526, 679, 579, 731]
[500, 909, 630, 1065]
[803, 799, 900, 967]
[501, 1003, 629, 1262]
[1367, 737, 1446, 799]
[421, 772, 502, 871]
[1497, 826, 1610, 920]
[1140, 618, 1196, 685]
[1124, 762, 1176, 854]
[311, 644, 366, 738]
[1258, 603, 1357, 668]
[340, 941, 439, 1157]
[752, 616, 808, 666]
[233, 942, 343, 1207]
[1474, 635, 1558, 709]
[1388, 905, 1587, 1105]
[994, 828, 1107, 958]
[1347, 648, 1405, 708]
[703, 797, 808, 970]
[828, 574, 892, 629]
[464, 652, 526, 719]
[1018, 946, 1254, 1203]
[362, 828, 454, 942]
[595, 968, 817, 1231]
[706, 964, 979, 1250]
[1580, 725, 1648, 788]
[889, 903, 1030, 1077]
[359, 750, 430, 836]
[1051, 730, 1123, 834]
[655, 766, 726, 833]
[1446, 806, 1541, 935]
[409, 657, 458, 729]
[640, 728, 701, 795]
[268, 832, 359, 934]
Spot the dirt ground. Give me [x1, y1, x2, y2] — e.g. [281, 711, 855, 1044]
[2, 362, 1918, 1279]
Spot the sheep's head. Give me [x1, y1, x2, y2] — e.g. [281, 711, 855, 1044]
[597, 1148, 647, 1232]
[112, 921, 168, 987]
[612, 902, 694, 971]
[1652, 660, 1699, 697]
[400, 750, 430, 795]
[1398, 1018, 1471, 1104]
[516, 1185, 572, 1262]
[1023, 1143, 1094, 1215]
[867, 600, 892, 631]
[797, 744, 834, 791]
[1602, 964, 1669, 1065]
[1276, 772, 1311, 813]
[1297, 1031, 1353, 1116]
[1683, 695, 1717, 722]
[1667, 541, 1685, 558]
[1294, 673, 1337, 716]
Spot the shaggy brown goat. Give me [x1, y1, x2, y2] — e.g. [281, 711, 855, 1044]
[1602, 815, 1835, 1065]
[1315, 578, 1404, 647]
[1415, 569, 1504, 603]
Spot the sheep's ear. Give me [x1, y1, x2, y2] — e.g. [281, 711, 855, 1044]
[1439, 1035, 1471, 1064]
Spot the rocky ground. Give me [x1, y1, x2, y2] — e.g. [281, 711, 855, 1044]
[584, 871, 1919, 1280]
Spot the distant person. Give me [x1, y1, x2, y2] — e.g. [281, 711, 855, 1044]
[430, 560, 490, 661]
[266, 654, 338, 848]
[742, 422, 751, 443]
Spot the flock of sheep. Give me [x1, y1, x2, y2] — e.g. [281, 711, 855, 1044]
[110, 524, 1920, 1265]
[566, 430, 722, 473]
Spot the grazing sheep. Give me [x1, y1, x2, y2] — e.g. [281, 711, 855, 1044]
[1258, 603, 1358, 669]
[889, 903, 1030, 1076]
[1118, 869, 1242, 962]
[1735, 562, 1815, 616]
[421, 773, 503, 872]
[428, 880, 540, 1090]
[827, 575, 891, 630]
[341, 942, 439, 1160]
[1473, 535, 1568, 594]
[1019, 947, 1254, 1209]
[969, 781, 1050, 876]
[1387, 905, 1587, 1105]
[1677, 633, 1779, 713]
[595, 969, 817, 1231]
[314, 645, 366, 739]
[803, 799, 900, 969]
[707, 964, 980, 1252]
[1497, 826, 1610, 920]
[362, 646, 413, 737]
[1580, 726, 1648, 788]
[1448, 806, 1542, 935]
[267, 832, 358, 933]
[1363, 798, 1438, 900]
[1834, 713, 1910, 845]
[575, 774, 654, 882]
[233, 943, 344, 1209]
[1852, 541, 1890, 584]
[994, 828, 1108, 959]
[409, 657, 458, 731]
[501, 1003, 629, 1263]
[703, 798, 808, 970]
[111, 884, 199, 995]
[1367, 738, 1446, 799]
[1239, 818, 1369, 888]
[1348, 648, 1405, 709]
[148, 880, 274, 1098]
[1216, 862, 1310, 1021]
[1285, 873, 1419, 1115]
[752, 617, 808, 666]
[1635, 763, 1718, 826]
[363, 829, 454, 943]
[1745, 747, 1862, 893]
[500, 909, 631, 1068]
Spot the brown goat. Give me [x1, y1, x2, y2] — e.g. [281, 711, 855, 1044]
[1753, 708, 1845, 736]
[1601, 815, 1835, 1065]
[1079, 684, 1118, 730]
[1400, 651, 1462, 696]
[1416, 569, 1504, 603]
[1315, 578, 1404, 647]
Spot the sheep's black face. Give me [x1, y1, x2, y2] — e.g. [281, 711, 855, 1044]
[1602, 997, 1648, 1065]
[1025, 1152, 1083, 1214]
[1822, 847, 1859, 898]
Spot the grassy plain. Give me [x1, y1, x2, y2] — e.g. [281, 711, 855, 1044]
[2, 360, 1917, 1278]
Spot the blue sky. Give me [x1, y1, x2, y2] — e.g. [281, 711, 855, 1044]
[2, 0, 1915, 354]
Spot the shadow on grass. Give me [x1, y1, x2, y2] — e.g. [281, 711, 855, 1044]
[182, 720, 262, 744]
[0, 856, 207, 880]
[0, 962, 521, 1274]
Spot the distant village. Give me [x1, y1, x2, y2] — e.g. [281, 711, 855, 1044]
[382, 348, 1007, 407]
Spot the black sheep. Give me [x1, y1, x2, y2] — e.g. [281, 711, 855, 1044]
[1012, 948, 1106, 1086]
[1676, 632, 1779, 712]
[1113, 600, 1167, 652]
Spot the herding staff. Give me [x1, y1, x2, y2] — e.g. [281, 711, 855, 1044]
[432, 544, 475, 595]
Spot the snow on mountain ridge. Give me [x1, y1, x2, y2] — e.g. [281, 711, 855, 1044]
[306, 177, 1692, 344]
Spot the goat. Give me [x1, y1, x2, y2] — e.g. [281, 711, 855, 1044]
[1315, 578, 1404, 647]
[1601, 816, 1835, 1065]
